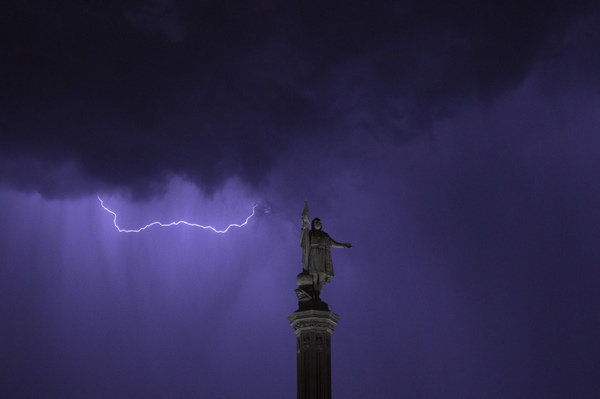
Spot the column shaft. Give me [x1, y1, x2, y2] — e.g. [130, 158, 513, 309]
[289, 310, 339, 399]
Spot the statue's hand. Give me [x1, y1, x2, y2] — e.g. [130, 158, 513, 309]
[344, 243, 352, 248]
[301, 215, 310, 227]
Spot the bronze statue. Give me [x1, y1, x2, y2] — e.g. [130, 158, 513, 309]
[296, 200, 351, 302]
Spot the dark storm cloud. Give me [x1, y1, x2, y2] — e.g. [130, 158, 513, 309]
[1, 0, 596, 198]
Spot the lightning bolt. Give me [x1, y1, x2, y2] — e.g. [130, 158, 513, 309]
[98, 195, 257, 233]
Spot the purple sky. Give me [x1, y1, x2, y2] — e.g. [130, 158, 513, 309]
[2, 1, 600, 398]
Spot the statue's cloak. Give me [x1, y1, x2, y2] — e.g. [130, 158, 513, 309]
[308, 230, 335, 280]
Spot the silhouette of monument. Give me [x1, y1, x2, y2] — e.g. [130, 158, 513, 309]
[289, 200, 351, 399]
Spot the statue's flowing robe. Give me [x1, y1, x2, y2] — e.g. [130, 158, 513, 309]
[308, 230, 337, 280]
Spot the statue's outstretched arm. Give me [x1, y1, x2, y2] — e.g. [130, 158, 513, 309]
[331, 239, 352, 249]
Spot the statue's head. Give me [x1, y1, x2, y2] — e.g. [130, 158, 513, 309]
[311, 218, 322, 230]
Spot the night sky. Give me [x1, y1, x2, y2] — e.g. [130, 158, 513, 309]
[2, 1, 600, 398]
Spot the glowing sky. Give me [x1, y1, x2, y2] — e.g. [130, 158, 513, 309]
[1, 1, 600, 398]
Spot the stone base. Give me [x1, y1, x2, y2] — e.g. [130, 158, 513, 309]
[296, 298, 329, 312]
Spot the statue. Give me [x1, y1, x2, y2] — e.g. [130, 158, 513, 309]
[296, 200, 352, 302]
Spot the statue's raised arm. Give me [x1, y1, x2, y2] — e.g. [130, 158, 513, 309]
[300, 200, 310, 272]
[295, 201, 352, 304]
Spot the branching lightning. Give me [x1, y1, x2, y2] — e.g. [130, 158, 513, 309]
[98, 195, 258, 233]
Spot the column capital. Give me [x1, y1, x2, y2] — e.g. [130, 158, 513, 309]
[288, 310, 340, 336]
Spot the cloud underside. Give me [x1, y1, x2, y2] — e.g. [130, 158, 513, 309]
[1, 1, 596, 198]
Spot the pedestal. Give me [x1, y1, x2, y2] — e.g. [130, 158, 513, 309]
[289, 307, 339, 399]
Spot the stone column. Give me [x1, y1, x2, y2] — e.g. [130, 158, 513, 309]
[288, 309, 340, 399]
